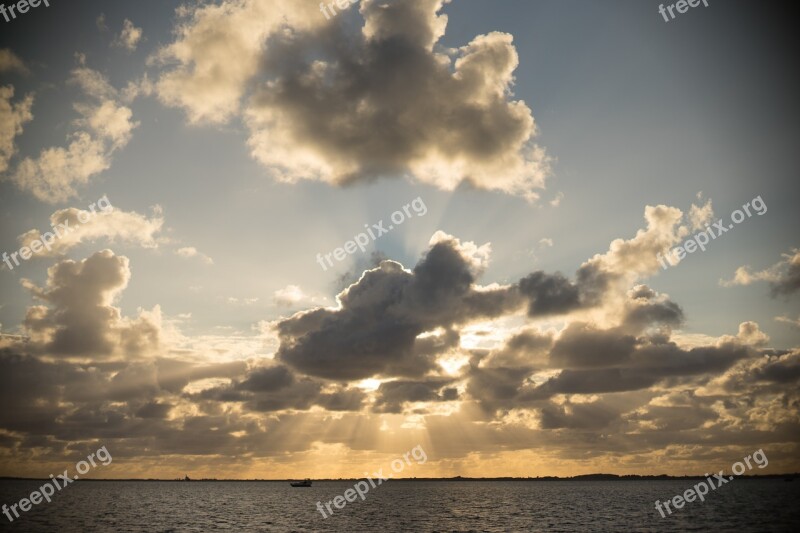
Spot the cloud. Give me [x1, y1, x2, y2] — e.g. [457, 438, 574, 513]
[8, 64, 138, 203]
[1, 202, 797, 474]
[20, 250, 160, 360]
[154, 0, 552, 200]
[775, 315, 800, 329]
[0, 49, 29, 75]
[621, 285, 684, 333]
[721, 248, 800, 297]
[273, 285, 306, 306]
[276, 234, 521, 380]
[688, 197, 714, 230]
[274, 204, 697, 382]
[549, 323, 638, 369]
[114, 19, 144, 52]
[246, 1, 551, 199]
[227, 297, 259, 305]
[734, 321, 770, 347]
[584, 204, 687, 283]
[176, 247, 214, 265]
[152, 0, 323, 124]
[17, 204, 165, 257]
[373, 378, 457, 413]
[0, 85, 33, 173]
[189, 363, 366, 412]
[272, 285, 328, 307]
[96, 14, 108, 32]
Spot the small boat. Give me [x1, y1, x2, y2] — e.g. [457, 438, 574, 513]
[290, 479, 312, 487]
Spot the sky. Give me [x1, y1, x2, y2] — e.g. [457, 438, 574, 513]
[0, 0, 798, 479]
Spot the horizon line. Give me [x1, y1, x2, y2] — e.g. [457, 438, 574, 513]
[1, 473, 797, 482]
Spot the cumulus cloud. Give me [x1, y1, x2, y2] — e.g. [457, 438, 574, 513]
[17, 203, 165, 257]
[0, 221, 798, 474]
[274, 203, 700, 382]
[152, 0, 322, 124]
[0, 196, 796, 473]
[154, 0, 552, 200]
[21, 250, 160, 359]
[276, 234, 521, 380]
[0, 85, 33, 173]
[8, 63, 138, 203]
[114, 19, 144, 52]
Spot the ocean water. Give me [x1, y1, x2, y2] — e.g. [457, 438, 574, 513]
[1, 479, 798, 532]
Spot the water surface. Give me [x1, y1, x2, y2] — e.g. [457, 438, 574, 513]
[1, 479, 798, 531]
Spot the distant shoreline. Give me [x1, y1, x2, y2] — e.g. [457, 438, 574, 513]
[1, 474, 796, 482]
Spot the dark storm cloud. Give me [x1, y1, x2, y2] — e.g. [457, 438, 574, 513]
[189, 363, 366, 413]
[622, 285, 684, 331]
[529, 368, 659, 398]
[755, 352, 800, 383]
[277, 236, 521, 380]
[464, 322, 756, 413]
[0, 351, 67, 434]
[481, 329, 553, 368]
[529, 339, 753, 399]
[276, 233, 626, 381]
[373, 378, 457, 413]
[518, 263, 610, 317]
[538, 401, 621, 430]
[317, 388, 368, 411]
[136, 402, 173, 419]
[549, 323, 637, 369]
[237, 364, 294, 392]
[626, 404, 719, 433]
[465, 365, 536, 413]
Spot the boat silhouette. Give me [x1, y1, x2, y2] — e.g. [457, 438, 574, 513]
[290, 479, 312, 487]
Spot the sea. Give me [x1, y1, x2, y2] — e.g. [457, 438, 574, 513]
[1, 479, 798, 532]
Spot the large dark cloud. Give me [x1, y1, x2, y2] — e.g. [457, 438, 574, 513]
[276, 233, 624, 380]
[154, 0, 551, 199]
[276, 236, 520, 380]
